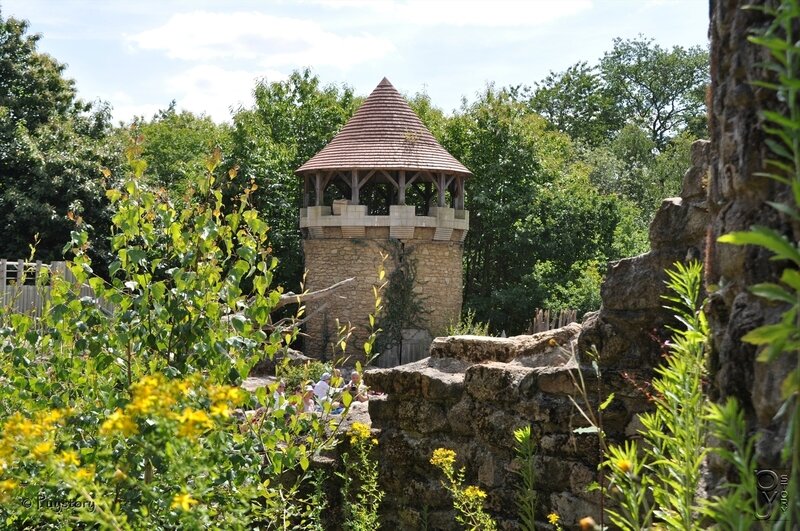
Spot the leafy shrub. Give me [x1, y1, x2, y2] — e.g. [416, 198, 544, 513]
[276, 360, 328, 392]
[0, 147, 341, 529]
[447, 308, 491, 336]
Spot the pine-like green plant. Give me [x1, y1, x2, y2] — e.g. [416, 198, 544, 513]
[603, 261, 709, 530]
[717, 1, 800, 526]
[513, 425, 537, 531]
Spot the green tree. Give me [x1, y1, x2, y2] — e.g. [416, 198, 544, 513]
[229, 69, 358, 290]
[600, 36, 708, 149]
[528, 61, 623, 146]
[0, 12, 123, 267]
[438, 86, 642, 332]
[125, 102, 232, 194]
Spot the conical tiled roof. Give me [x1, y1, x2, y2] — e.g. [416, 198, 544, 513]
[296, 78, 472, 177]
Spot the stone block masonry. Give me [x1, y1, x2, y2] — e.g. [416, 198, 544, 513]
[364, 323, 639, 529]
[303, 238, 463, 361]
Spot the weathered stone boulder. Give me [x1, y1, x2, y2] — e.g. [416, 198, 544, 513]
[580, 139, 710, 371]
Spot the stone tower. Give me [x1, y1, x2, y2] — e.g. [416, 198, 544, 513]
[296, 78, 471, 363]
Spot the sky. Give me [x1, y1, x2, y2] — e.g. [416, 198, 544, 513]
[1, 0, 710, 124]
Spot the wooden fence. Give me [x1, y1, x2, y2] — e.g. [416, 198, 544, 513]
[528, 308, 578, 334]
[0, 259, 112, 316]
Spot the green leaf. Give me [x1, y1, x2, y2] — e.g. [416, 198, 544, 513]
[599, 392, 615, 411]
[762, 110, 800, 131]
[765, 138, 794, 161]
[718, 227, 800, 264]
[767, 201, 800, 222]
[781, 269, 800, 291]
[750, 282, 796, 304]
[780, 371, 800, 400]
[741, 323, 791, 345]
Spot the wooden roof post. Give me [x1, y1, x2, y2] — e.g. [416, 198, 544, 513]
[303, 174, 310, 207]
[398, 170, 406, 205]
[315, 172, 323, 206]
[437, 173, 446, 207]
[351, 170, 359, 204]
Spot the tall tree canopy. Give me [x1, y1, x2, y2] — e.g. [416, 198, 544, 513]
[125, 102, 232, 194]
[228, 69, 359, 290]
[0, 12, 123, 266]
[531, 36, 709, 150]
[600, 36, 708, 149]
[425, 86, 645, 332]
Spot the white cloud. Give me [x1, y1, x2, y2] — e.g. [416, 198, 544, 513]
[165, 65, 285, 122]
[129, 11, 394, 69]
[304, 0, 593, 27]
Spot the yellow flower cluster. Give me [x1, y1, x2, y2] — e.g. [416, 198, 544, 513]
[0, 478, 17, 502]
[430, 448, 457, 469]
[4, 409, 67, 440]
[31, 441, 54, 461]
[0, 408, 69, 478]
[348, 422, 371, 444]
[207, 384, 246, 422]
[209, 385, 247, 406]
[76, 465, 95, 481]
[463, 485, 487, 501]
[59, 450, 80, 467]
[174, 408, 212, 438]
[548, 512, 560, 525]
[171, 492, 199, 511]
[127, 375, 178, 415]
[100, 409, 138, 437]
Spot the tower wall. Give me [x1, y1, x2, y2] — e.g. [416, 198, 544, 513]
[302, 236, 463, 362]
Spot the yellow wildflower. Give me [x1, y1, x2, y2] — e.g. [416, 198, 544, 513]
[171, 492, 199, 511]
[59, 450, 80, 467]
[31, 441, 54, 460]
[210, 403, 231, 418]
[548, 512, 560, 525]
[100, 409, 138, 437]
[348, 422, 371, 443]
[38, 409, 65, 427]
[371, 438, 379, 446]
[76, 465, 95, 481]
[616, 458, 633, 474]
[463, 485, 487, 501]
[0, 479, 18, 492]
[176, 380, 192, 396]
[430, 448, 457, 469]
[175, 408, 212, 438]
[209, 385, 245, 404]
[5, 413, 43, 438]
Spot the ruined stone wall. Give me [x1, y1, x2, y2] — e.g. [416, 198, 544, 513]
[303, 238, 463, 360]
[707, 0, 798, 467]
[364, 143, 711, 529]
[367, 324, 609, 529]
